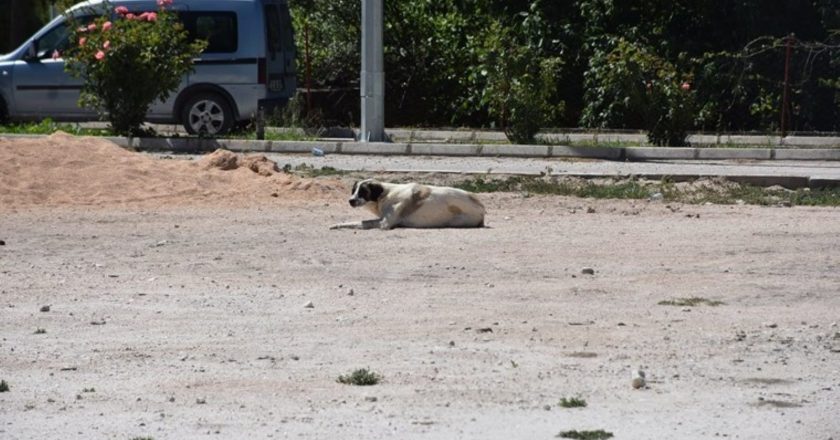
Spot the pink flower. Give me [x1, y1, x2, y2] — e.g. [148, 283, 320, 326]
[103, 40, 110, 49]
[102, 21, 112, 31]
[681, 82, 691, 91]
[95, 50, 105, 61]
[138, 12, 149, 20]
[145, 12, 157, 21]
[157, 0, 173, 7]
[79, 37, 87, 46]
[126, 13, 135, 20]
[87, 23, 97, 31]
[115, 6, 129, 15]
[51, 50, 61, 60]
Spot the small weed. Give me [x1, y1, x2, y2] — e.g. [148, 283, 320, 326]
[285, 163, 347, 177]
[0, 119, 111, 136]
[453, 175, 840, 207]
[0, 380, 9, 392]
[337, 368, 381, 386]
[658, 297, 724, 307]
[557, 429, 614, 439]
[558, 397, 588, 408]
[34, 328, 47, 334]
[455, 176, 651, 200]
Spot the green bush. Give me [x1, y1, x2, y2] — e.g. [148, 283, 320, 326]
[582, 39, 695, 146]
[480, 20, 563, 144]
[63, 0, 205, 136]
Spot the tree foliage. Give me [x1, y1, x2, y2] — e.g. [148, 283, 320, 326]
[6, 0, 840, 141]
[290, 0, 840, 141]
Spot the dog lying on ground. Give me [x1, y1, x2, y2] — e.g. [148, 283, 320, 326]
[329, 179, 485, 230]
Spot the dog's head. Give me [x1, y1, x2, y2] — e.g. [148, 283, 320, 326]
[348, 179, 384, 207]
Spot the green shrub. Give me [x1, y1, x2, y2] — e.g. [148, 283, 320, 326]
[582, 39, 695, 146]
[480, 19, 564, 144]
[63, 0, 205, 136]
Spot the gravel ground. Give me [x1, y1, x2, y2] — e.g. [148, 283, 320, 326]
[2, 192, 840, 440]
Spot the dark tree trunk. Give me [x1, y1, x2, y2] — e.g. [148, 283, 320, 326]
[9, 0, 29, 49]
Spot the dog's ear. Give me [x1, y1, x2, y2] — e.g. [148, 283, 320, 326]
[366, 181, 384, 201]
[351, 180, 361, 195]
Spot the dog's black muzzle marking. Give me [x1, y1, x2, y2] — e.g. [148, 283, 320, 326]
[349, 198, 365, 207]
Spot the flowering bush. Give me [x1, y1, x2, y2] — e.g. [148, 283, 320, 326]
[582, 39, 695, 146]
[63, 0, 205, 135]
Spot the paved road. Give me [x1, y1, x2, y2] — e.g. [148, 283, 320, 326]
[261, 153, 840, 187]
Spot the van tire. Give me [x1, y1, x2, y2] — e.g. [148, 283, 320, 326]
[181, 92, 234, 136]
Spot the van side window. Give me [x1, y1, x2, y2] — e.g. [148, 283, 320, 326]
[179, 12, 238, 54]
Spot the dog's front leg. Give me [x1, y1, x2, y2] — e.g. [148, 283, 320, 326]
[329, 219, 382, 230]
[378, 206, 404, 230]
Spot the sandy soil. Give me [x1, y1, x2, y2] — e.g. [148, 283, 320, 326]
[1, 135, 839, 440]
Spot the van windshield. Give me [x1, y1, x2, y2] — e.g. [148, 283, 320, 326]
[36, 16, 95, 59]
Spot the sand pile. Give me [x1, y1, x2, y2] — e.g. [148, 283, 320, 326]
[0, 133, 336, 210]
[200, 149, 279, 176]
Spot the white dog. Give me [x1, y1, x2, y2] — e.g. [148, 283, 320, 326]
[329, 179, 486, 230]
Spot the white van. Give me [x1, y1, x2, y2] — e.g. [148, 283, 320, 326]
[0, 0, 297, 135]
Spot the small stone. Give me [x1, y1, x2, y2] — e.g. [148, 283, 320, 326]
[632, 369, 646, 389]
[40, 305, 50, 312]
[169, 397, 175, 402]
[543, 404, 551, 411]
[364, 396, 378, 402]
[0, 240, 5, 246]
[581, 267, 595, 275]
[649, 192, 664, 201]
[586, 207, 596, 214]
[303, 301, 314, 309]
[196, 397, 207, 404]
[448, 341, 455, 347]
[347, 289, 354, 296]
[765, 322, 778, 329]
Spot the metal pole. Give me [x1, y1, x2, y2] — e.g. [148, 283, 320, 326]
[781, 34, 794, 138]
[305, 20, 312, 114]
[360, 0, 385, 142]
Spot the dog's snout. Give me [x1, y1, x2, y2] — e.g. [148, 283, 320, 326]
[349, 198, 363, 207]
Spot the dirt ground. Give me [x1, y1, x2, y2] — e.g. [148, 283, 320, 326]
[1, 135, 839, 440]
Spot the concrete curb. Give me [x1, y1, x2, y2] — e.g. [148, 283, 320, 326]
[3, 133, 838, 189]
[3, 132, 840, 162]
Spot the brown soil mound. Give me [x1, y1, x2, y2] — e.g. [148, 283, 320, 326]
[0, 132, 337, 211]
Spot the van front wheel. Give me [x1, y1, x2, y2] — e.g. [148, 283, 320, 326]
[182, 93, 234, 136]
